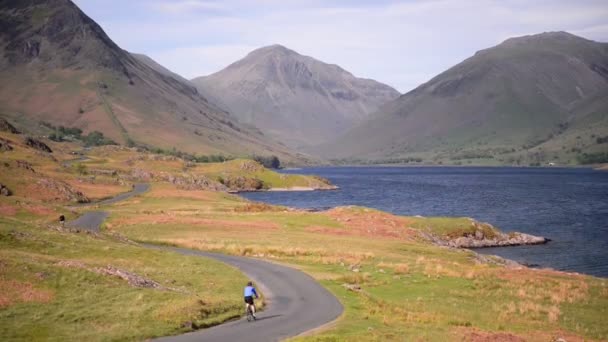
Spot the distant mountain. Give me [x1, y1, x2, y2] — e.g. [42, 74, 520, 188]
[313, 32, 608, 165]
[131, 53, 193, 87]
[0, 0, 309, 163]
[191, 45, 400, 148]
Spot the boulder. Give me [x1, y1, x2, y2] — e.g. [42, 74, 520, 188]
[24, 137, 52, 153]
[16, 160, 35, 172]
[0, 138, 13, 151]
[0, 118, 20, 134]
[0, 184, 11, 196]
[36, 178, 89, 203]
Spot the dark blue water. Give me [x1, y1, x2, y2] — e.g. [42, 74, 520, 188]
[242, 167, 608, 278]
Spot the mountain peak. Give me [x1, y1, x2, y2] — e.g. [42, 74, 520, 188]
[192, 45, 400, 148]
[499, 31, 591, 47]
[247, 44, 298, 58]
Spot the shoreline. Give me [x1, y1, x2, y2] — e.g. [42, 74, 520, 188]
[231, 185, 339, 193]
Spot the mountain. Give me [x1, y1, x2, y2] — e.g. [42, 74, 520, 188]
[191, 45, 400, 148]
[131, 52, 192, 86]
[313, 32, 608, 165]
[0, 0, 309, 163]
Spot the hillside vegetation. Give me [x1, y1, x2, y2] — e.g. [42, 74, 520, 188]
[1, 126, 606, 341]
[314, 32, 608, 166]
[0, 0, 313, 165]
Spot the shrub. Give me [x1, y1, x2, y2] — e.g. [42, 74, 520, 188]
[577, 152, 608, 164]
[253, 155, 281, 169]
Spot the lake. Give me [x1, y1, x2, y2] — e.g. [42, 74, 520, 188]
[241, 166, 608, 278]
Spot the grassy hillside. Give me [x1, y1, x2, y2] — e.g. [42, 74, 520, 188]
[0, 216, 248, 341]
[0, 0, 314, 165]
[1, 130, 606, 341]
[106, 187, 608, 341]
[313, 32, 608, 166]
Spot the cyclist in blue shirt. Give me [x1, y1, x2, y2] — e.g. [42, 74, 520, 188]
[244, 281, 259, 319]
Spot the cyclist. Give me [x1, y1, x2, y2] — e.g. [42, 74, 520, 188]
[244, 281, 259, 319]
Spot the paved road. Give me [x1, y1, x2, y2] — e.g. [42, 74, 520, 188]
[67, 183, 149, 232]
[67, 183, 344, 341]
[150, 246, 343, 342]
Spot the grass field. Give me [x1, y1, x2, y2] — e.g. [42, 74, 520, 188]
[0, 214, 249, 341]
[1, 137, 607, 341]
[104, 185, 608, 342]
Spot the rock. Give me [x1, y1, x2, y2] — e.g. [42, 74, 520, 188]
[96, 265, 162, 288]
[239, 160, 264, 172]
[24, 136, 52, 153]
[0, 138, 13, 151]
[342, 283, 362, 292]
[16, 160, 35, 172]
[165, 173, 227, 191]
[130, 168, 153, 181]
[181, 321, 198, 329]
[421, 224, 548, 249]
[36, 178, 89, 203]
[0, 118, 20, 134]
[89, 169, 118, 176]
[0, 184, 11, 196]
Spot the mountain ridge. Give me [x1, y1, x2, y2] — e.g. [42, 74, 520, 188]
[311, 31, 608, 165]
[191, 44, 400, 148]
[0, 0, 312, 164]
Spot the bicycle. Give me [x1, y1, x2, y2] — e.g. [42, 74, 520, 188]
[246, 303, 256, 322]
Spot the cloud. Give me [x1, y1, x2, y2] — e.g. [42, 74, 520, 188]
[74, 0, 608, 93]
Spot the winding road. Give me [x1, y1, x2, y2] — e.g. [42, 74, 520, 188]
[67, 183, 343, 341]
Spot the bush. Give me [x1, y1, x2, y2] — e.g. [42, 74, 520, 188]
[73, 162, 87, 175]
[253, 155, 281, 169]
[577, 152, 608, 164]
[82, 131, 117, 147]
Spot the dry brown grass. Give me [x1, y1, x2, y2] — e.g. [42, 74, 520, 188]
[66, 180, 129, 200]
[377, 261, 411, 275]
[302, 207, 419, 240]
[109, 215, 280, 231]
[0, 279, 54, 308]
[0, 204, 17, 216]
[233, 202, 283, 213]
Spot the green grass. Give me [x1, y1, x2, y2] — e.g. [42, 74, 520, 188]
[103, 187, 608, 341]
[0, 217, 248, 341]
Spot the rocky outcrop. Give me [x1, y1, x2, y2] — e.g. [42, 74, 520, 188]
[24, 137, 52, 153]
[57, 261, 161, 288]
[165, 174, 227, 191]
[422, 227, 548, 248]
[37, 178, 89, 203]
[16, 160, 35, 172]
[0, 118, 20, 134]
[0, 138, 13, 151]
[96, 265, 161, 288]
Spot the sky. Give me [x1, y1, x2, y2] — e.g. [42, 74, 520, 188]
[73, 0, 608, 93]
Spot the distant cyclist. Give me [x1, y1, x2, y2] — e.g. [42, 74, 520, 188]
[244, 281, 259, 319]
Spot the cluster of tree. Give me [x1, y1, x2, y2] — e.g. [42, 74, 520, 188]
[149, 146, 235, 163]
[253, 155, 281, 169]
[596, 136, 608, 144]
[577, 152, 608, 164]
[41, 122, 116, 146]
[82, 131, 116, 147]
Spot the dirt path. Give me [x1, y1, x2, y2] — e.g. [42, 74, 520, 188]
[67, 184, 344, 341]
